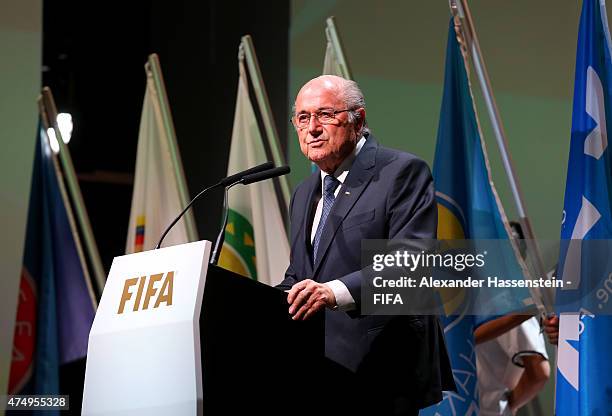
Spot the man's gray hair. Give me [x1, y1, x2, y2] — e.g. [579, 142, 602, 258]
[341, 79, 370, 137]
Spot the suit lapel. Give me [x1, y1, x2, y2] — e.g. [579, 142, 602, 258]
[301, 171, 321, 273]
[312, 138, 378, 277]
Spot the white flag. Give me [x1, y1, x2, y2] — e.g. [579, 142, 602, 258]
[126, 70, 196, 253]
[322, 20, 350, 79]
[323, 38, 344, 76]
[218, 60, 289, 286]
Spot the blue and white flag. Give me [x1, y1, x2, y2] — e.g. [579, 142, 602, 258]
[556, 1, 612, 415]
[8, 127, 96, 414]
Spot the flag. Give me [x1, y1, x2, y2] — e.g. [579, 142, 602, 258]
[322, 18, 350, 79]
[323, 32, 344, 77]
[125, 68, 196, 253]
[218, 58, 289, 286]
[420, 19, 530, 416]
[8, 128, 96, 408]
[555, 1, 612, 414]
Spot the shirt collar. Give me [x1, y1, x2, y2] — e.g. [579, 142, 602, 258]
[320, 136, 366, 187]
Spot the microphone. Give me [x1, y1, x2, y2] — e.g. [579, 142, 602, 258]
[219, 161, 274, 186]
[242, 166, 291, 185]
[209, 165, 291, 265]
[155, 161, 275, 250]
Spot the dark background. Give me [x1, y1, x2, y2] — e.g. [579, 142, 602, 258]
[43, 0, 290, 272]
[42, 1, 290, 411]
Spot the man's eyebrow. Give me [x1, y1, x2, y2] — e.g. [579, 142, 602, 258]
[296, 107, 334, 113]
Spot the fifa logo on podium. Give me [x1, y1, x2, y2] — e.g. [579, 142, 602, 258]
[117, 271, 175, 314]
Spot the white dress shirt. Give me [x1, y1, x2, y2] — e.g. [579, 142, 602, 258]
[312, 136, 366, 311]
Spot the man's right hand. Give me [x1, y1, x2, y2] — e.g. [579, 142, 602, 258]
[542, 314, 559, 345]
[287, 279, 336, 320]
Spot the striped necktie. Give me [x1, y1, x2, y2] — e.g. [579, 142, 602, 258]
[312, 175, 340, 263]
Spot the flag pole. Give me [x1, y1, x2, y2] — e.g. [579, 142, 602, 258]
[240, 35, 291, 213]
[325, 17, 353, 80]
[40, 87, 106, 296]
[146, 54, 198, 242]
[449, 0, 553, 312]
[38, 97, 98, 308]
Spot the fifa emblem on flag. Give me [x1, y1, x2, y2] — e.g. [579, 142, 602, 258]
[8, 268, 37, 394]
[117, 271, 174, 314]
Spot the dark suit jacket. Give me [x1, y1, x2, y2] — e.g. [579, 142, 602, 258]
[278, 135, 455, 412]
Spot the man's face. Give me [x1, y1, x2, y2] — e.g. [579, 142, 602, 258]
[293, 79, 361, 173]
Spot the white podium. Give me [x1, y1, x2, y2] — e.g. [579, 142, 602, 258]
[82, 240, 212, 416]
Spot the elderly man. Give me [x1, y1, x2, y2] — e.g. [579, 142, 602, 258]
[277, 75, 454, 415]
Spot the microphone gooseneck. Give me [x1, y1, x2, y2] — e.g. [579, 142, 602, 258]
[155, 161, 275, 250]
[209, 166, 290, 265]
[155, 183, 218, 250]
[209, 179, 241, 265]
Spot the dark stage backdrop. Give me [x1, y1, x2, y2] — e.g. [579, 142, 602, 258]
[43, 0, 290, 272]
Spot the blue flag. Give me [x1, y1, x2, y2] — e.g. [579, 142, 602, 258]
[556, 1, 612, 415]
[420, 19, 531, 416]
[8, 128, 96, 407]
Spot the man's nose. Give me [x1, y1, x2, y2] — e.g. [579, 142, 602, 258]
[307, 114, 323, 136]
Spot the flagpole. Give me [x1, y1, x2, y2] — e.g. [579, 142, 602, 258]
[146, 54, 198, 242]
[39, 88, 106, 296]
[38, 97, 99, 309]
[325, 17, 353, 80]
[449, 0, 553, 313]
[240, 35, 291, 213]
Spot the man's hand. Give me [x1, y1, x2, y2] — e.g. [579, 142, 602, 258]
[287, 279, 336, 320]
[542, 314, 559, 345]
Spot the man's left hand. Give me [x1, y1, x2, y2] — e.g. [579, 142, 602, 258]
[287, 279, 336, 320]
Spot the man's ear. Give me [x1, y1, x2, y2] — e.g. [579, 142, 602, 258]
[355, 107, 366, 133]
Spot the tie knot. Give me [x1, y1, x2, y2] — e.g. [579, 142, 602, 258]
[324, 175, 340, 195]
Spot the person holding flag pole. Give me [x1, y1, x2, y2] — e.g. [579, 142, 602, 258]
[419, 14, 543, 416]
[449, 0, 553, 317]
[441, 3, 557, 415]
